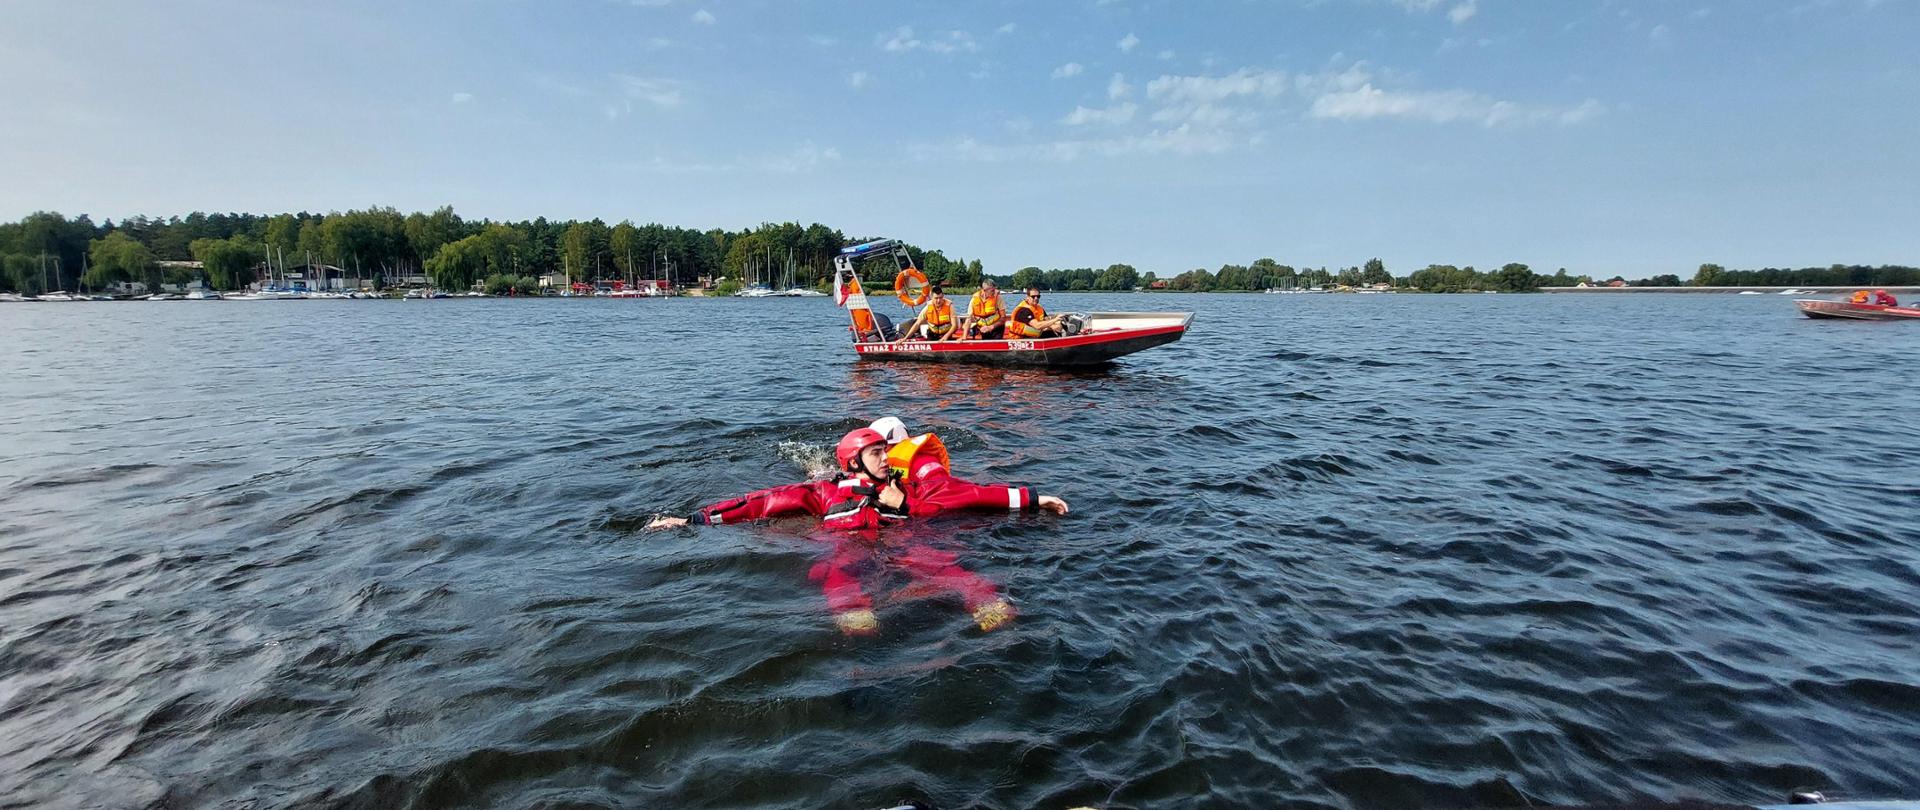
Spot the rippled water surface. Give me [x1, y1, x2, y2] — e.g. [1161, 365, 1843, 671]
[3, 293, 1917, 809]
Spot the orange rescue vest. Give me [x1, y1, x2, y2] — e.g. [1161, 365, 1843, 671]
[923, 298, 954, 328]
[968, 291, 1003, 328]
[887, 433, 951, 481]
[1007, 299, 1047, 337]
[849, 278, 877, 337]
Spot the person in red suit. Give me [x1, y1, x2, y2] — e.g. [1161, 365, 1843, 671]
[647, 428, 1068, 634]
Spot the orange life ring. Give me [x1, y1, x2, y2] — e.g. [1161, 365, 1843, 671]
[896, 268, 930, 307]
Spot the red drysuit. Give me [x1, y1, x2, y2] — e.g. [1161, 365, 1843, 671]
[688, 471, 1034, 622]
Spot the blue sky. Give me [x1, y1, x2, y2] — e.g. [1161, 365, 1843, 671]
[1, 0, 1914, 276]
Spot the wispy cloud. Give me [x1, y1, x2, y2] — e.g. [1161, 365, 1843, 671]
[1157, 49, 1177, 61]
[612, 74, 685, 109]
[1052, 62, 1084, 79]
[691, 8, 715, 24]
[1108, 73, 1133, 100]
[912, 124, 1237, 163]
[996, 22, 1017, 35]
[1062, 102, 1138, 126]
[1117, 33, 1141, 52]
[848, 71, 869, 89]
[625, 142, 842, 174]
[450, 92, 473, 104]
[1448, 0, 1478, 24]
[1648, 23, 1673, 48]
[880, 26, 978, 54]
[1310, 82, 1603, 127]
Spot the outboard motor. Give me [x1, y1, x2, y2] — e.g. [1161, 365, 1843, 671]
[1061, 313, 1088, 336]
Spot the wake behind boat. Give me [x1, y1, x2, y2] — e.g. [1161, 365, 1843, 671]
[832, 238, 1191, 367]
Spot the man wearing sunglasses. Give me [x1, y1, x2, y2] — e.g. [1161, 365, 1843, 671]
[1006, 285, 1068, 339]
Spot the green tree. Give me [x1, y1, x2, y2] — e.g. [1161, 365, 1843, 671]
[1490, 262, 1538, 292]
[88, 231, 158, 291]
[1361, 258, 1391, 285]
[191, 235, 258, 290]
[1095, 263, 1139, 291]
[1008, 266, 1044, 290]
[1692, 263, 1725, 286]
[403, 206, 464, 271]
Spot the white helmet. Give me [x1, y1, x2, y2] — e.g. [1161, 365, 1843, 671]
[868, 416, 910, 445]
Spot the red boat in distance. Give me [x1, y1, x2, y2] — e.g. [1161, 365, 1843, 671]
[1796, 289, 1920, 320]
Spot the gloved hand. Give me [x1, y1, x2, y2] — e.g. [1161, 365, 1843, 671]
[971, 599, 1015, 632]
[835, 609, 878, 636]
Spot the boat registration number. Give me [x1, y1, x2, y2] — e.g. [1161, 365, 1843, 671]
[1006, 340, 1035, 350]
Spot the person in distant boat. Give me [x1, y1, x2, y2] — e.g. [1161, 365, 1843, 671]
[1007, 285, 1068, 339]
[646, 427, 1068, 634]
[961, 278, 1007, 340]
[901, 283, 960, 341]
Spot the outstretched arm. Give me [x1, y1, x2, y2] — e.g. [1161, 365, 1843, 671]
[647, 482, 829, 529]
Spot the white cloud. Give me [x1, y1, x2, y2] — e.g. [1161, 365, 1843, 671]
[1052, 62, 1084, 79]
[450, 92, 473, 104]
[691, 8, 715, 24]
[881, 26, 978, 54]
[1309, 82, 1603, 127]
[762, 142, 842, 172]
[1157, 49, 1176, 61]
[1448, 0, 1478, 24]
[620, 0, 673, 6]
[1108, 73, 1133, 100]
[1147, 68, 1290, 106]
[807, 34, 838, 47]
[612, 74, 685, 109]
[848, 71, 869, 89]
[1648, 23, 1673, 48]
[623, 143, 841, 174]
[1118, 33, 1140, 52]
[912, 124, 1236, 163]
[996, 22, 1017, 35]
[1556, 98, 1606, 124]
[1062, 102, 1138, 126]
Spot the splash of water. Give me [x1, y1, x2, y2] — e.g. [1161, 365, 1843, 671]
[777, 440, 838, 480]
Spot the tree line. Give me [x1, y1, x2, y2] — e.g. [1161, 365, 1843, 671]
[1689, 263, 1919, 288]
[5, 209, 1909, 296]
[0, 209, 986, 295]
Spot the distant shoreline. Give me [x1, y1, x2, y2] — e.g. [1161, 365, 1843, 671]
[1540, 286, 1920, 294]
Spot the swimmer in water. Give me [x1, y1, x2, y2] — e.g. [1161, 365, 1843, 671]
[647, 427, 1068, 633]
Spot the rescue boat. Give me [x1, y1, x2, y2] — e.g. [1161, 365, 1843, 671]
[831, 239, 1194, 367]
[1795, 299, 1920, 320]
[853, 311, 1193, 366]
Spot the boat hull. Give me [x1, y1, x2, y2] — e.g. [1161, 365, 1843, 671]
[1796, 299, 1920, 320]
[853, 312, 1192, 367]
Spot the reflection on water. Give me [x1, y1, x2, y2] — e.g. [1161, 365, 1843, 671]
[0, 294, 1917, 809]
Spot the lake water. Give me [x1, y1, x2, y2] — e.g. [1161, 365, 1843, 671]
[2, 293, 1916, 809]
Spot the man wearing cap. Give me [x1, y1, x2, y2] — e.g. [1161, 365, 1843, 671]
[901, 282, 960, 341]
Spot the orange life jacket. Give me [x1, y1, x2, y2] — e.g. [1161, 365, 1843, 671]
[1007, 299, 1047, 337]
[886, 433, 952, 482]
[968, 291, 1003, 328]
[848, 278, 877, 337]
[923, 298, 954, 329]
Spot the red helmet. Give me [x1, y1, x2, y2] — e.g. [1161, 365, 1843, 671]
[835, 428, 887, 472]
